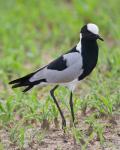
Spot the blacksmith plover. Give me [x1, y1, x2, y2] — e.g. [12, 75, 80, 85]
[9, 23, 103, 129]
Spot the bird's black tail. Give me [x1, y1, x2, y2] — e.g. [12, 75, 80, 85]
[9, 72, 46, 92]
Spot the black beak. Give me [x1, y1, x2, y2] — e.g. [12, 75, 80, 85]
[97, 35, 104, 41]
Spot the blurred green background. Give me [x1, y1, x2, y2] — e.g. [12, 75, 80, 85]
[0, 0, 120, 79]
[0, 0, 120, 149]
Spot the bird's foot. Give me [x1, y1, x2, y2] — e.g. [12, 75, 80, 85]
[62, 119, 68, 143]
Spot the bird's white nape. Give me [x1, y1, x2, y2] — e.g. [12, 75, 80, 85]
[87, 23, 99, 35]
[76, 33, 82, 53]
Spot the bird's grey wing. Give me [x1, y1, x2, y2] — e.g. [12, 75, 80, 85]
[9, 47, 83, 92]
[29, 52, 83, 83]
[46, 52, 83, 83]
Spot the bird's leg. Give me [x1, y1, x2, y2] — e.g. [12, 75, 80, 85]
[69, 92, 77, 145]
[69, 91, 75, 127]
[50, 85, 66, 130]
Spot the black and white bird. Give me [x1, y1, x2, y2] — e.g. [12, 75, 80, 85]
[9, 23, 103, 129]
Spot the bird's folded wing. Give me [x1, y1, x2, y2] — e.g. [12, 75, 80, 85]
[29, 52, 83, 83]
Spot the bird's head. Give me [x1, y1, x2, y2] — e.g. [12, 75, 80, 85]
[80, 23, 104, 41]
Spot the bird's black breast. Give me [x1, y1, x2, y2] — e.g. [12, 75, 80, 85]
[79, 39, 98, 80]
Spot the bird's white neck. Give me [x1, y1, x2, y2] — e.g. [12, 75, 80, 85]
[76, 33, 82, 53]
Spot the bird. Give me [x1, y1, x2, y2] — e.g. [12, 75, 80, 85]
[9, 23, 103, 129]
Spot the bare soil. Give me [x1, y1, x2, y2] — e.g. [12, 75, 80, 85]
[0, 114, 120, 150]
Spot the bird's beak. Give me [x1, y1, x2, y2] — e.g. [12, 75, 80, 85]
[97, 35, 104, 41]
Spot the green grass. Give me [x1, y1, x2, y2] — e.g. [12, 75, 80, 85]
[0, 0, 120, 149]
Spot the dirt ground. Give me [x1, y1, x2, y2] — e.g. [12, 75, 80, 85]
[0, 114, 120, 150]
